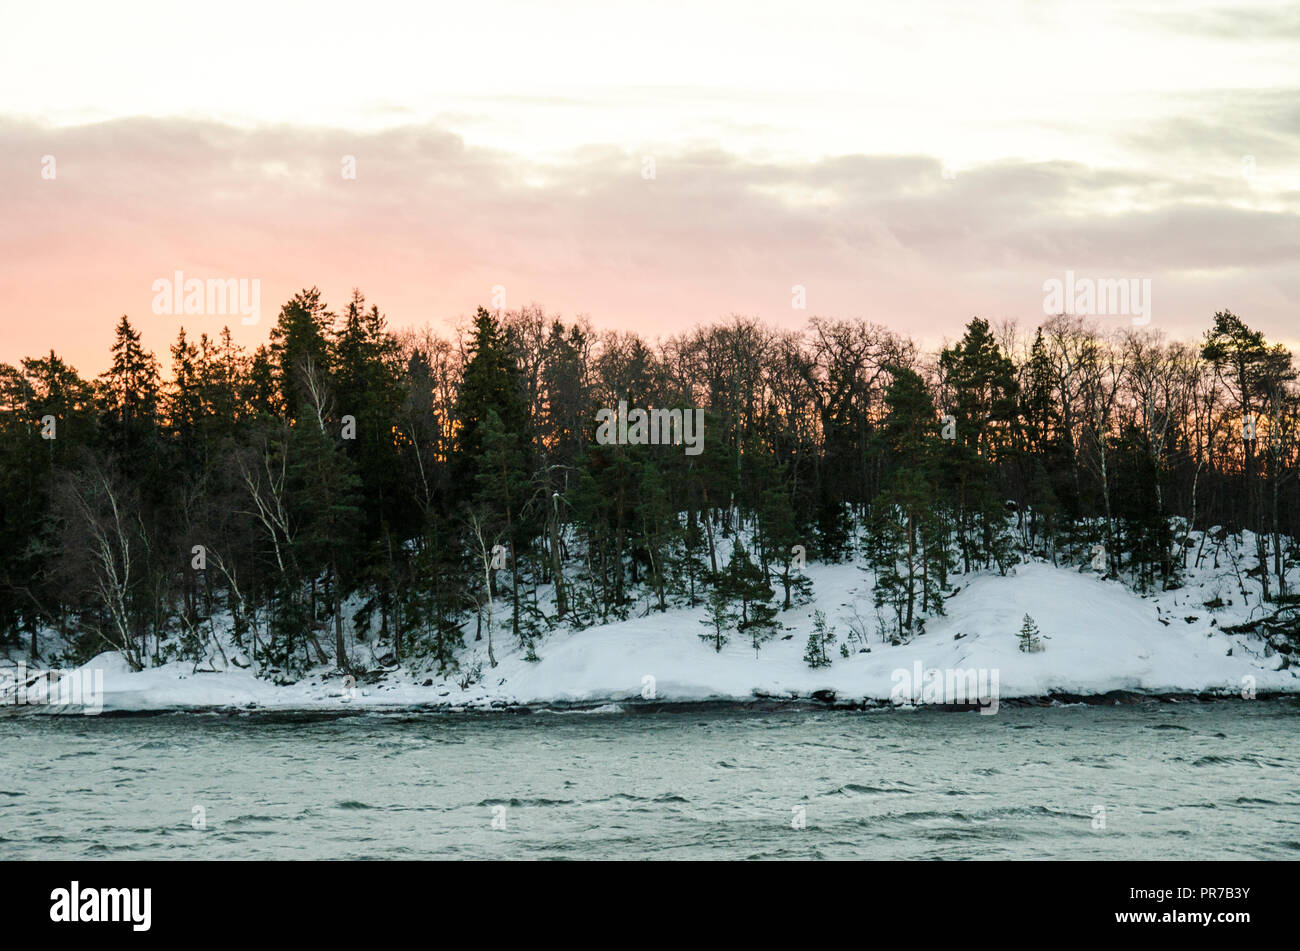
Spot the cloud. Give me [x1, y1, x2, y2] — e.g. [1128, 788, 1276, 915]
[1138, 4, 1300, 41]
[1, 115, 1297, 375]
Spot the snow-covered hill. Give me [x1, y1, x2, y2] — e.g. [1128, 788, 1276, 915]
[6, 543, 1296, 714]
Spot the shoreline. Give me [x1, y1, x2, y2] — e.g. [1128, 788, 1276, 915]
[6, 558, 1297, 720]
[6, 687, 1295, 719]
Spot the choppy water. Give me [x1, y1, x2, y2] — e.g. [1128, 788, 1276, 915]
[2, 701, 1298, 859]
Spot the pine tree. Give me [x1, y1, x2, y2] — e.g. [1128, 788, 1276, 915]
[1202, 310, 1297, 601]
[724, 543, 778, 654]
[269, 287, 334, 421]
[866, 366, 953, 640]
[167, 327, 204, 477]
[671, 508, 709, 608]
[802, 609, 836, 668]
[635, 453, 676, 613]
[289, 367, 363, 672]
[1018, 613, 1042, 652]
[247, 345, 279, 417]
[401, 511, 466, 672]
[759, 460, 813, 610]
[98, 315, 163, 478]
[474, 407, 532, 649]
[864, 494, 911, 642]
[1023, 328, 1058, 455]
[698, 572, 738, 652]
[938, 318, 1020, 574]
[0, 353, 96, 654]
[331, 290, 406, 545]
[454, 307, 529, 498]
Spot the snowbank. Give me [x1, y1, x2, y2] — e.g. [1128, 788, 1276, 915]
[8, 557, 1295, 714]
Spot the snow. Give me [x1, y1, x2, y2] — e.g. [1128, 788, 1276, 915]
[6, 537, 1295, 715]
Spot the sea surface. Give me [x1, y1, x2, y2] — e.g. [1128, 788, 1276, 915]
[2, 701, 1298, 859]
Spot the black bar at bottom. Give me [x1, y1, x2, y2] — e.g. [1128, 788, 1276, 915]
[0, 860, 1271, 939]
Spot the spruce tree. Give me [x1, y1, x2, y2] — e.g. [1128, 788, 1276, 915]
[474, 407, 532, 649]
[269, 288, 334, 422]
[1018, 613, 1042, 652]
[98, 315, 163, 481]
[289, 375, 363, 672]
[759, 465, 813, 610]
[725, 543, 778, 654]
[635, 454, 676, 613]
[802, 609, 836, 668]
[699, 572, 738, 652]
[454, 307, 529, 497]
[938, 318, 1020, 574]
[866, 366, 953, 639]
[671, 509, 709, 608]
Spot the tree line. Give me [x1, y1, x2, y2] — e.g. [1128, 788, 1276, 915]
[1, 291, 1296, 675]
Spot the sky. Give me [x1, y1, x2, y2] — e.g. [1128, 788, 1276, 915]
[1, 0, 1297, 374]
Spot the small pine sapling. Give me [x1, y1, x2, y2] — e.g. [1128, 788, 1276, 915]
[1018, 613, 1044, 653]
[803, 609, 837, 668]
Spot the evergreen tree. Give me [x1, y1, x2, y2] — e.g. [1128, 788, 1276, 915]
[938, 318, 1020, 574]
[864, 493, 912, 642]
[454, 307, 530, 498]
[401, 511, 467, 672]
[1018, 613, 1043, 652]
[247, 345, 279, 417]
[758, 455, 813, 610]
[331, 290, 406, 542]
[167, 327, 204, 477]
[802, 609, 836, 668]
[97, 315, 162, 475]
[269, 287, 333, 420]
[0, 354, 95, 652]
[289, 371, 363, 672]
[865, 366, 952, 639]
[698, 572, 738, 652]
[1202, 310, 1297, 599]
[635, 453, 676, 613]
[725, 543, 778, 654]
[474, 407, 533, 649]
[671, 507, 709, 608]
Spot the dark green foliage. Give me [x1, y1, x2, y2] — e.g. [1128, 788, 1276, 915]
[803, 609, 836, 668]
[1018, 614, 1043, 652]
[0, 298, 1295, 686]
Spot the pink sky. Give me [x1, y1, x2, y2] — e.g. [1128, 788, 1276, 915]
[2, 1, 1297, 375]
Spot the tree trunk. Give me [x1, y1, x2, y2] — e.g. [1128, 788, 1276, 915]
[332, 563, 348, 673]
[550, 502, 567, 618]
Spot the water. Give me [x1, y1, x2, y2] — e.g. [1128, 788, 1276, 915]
[2, 701, 1298, 859]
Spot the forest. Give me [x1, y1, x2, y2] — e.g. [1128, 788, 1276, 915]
[0, 291, 1296, 678]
